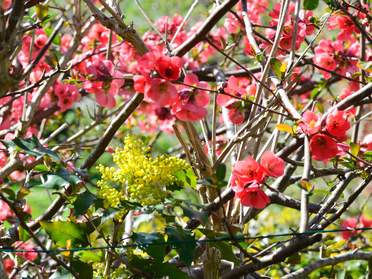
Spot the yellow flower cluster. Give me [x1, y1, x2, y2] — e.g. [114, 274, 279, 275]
[97, 135, 192, 206]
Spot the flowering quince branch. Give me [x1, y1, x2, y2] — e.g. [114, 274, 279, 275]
[282, 250, 372, 279]
[0, 0, 371, 278]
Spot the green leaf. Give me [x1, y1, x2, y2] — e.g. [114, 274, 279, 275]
[41, 221, 88, 246]
[166, 226, 196, 266]
[180, 204, 208, 224]
[71, 260, 93, 279]
[151, 263, 189, 279]
[1, 136, 59, 161]
[304, 0, 319, 10]
[129, 256, 189, 279]
[34, 164, 50, 172]
[364, 151, 372, 161]
[39, 174, 70, 189]
[198, 229, 239, 264]
[172, 187, 202, 206]
[350, 143, 360, 157]
[298, 180, 312, 191]
[174, 169, 197, 187]
[75, 250, 103, 264]
[73, 190, 97, 216]
[215, 163, 226, 181]
[270, 58, 286, 79]
[35, 168, 82, 189]
[133, 232, 166, 262]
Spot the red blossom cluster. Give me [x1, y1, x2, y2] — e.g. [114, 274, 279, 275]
[0, 201, 37, 274]
[231, 151, 285, 208]
[299, 110, 351, 161]
[341, 216, 372, 240]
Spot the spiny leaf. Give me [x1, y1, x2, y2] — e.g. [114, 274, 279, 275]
[132, 232, 166, 262]
[166, 226, 196, 266]
[1, 136, 59, 161]
[304, 0, 319, 10]
[40, 221, 89, 247]
[73, 190, 97, 216]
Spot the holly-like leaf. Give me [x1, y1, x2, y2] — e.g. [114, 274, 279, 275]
[34, 168, 82, 189]
[75, 250, 103, 264]
[174, 169, 197, 187]
[73, 190, 97, 216]
[151, 263, 189, 279]
[304, 0, 319, 10]
[132, 232, 166, 262]
[129, 256, 189, 279]
[199, 229, 239, 264]
[216, 163, 226, 181]
[166, 226, 196, 266]
[1, 136, 59, 161]
[41, 221, 89, 246]
[71, 260, 93, 279]
[180, 204, 209, 225]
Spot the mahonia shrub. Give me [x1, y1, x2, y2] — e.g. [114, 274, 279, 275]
[97, 136, 193, 207]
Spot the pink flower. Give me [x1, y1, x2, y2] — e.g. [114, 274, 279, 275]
[14, 241, 38, 261]
[260, 151, 285, 177]
[361, 134, 372, 151]
[83, 56, 124, 108]
[234, 184, 270, 209]
[232, 156, 265, 187]
[0, 200, 14, 221]
[326, 110, 350, 141]
[2, 0, 12, 10]
[145, 78, 178, 107]
[60, 34, 72, 53]
[0, 200, 31, 222]
[298, 111, 321, 135]
[310, 133, 339, 161]
[218, 76, 252, 106]
[54, 82, 80, 112]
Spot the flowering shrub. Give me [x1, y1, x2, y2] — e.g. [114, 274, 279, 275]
[0, 0, 371, 278]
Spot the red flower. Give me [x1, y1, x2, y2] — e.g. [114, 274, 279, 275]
[14, 241, 38, 261]
[226, 101, 247, 125]
[133, 75, 148, 93]
[171, 74, 210, 122]
[2, 258, 15, 274]
[260, 151, 285, 177]
[341, 216, 372, 240]
[145, 78, 178, 107]
[155, 55, 183, 81]
[232, 156, 265, 187]
[310, 133, 339, 161]
[234, 184, 270, 209]
[326, 110, 350, 141]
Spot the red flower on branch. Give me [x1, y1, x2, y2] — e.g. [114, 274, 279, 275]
[260, 151, 285, 177]
[234, 184, 270, 209]
[309, 133, 339, 161]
